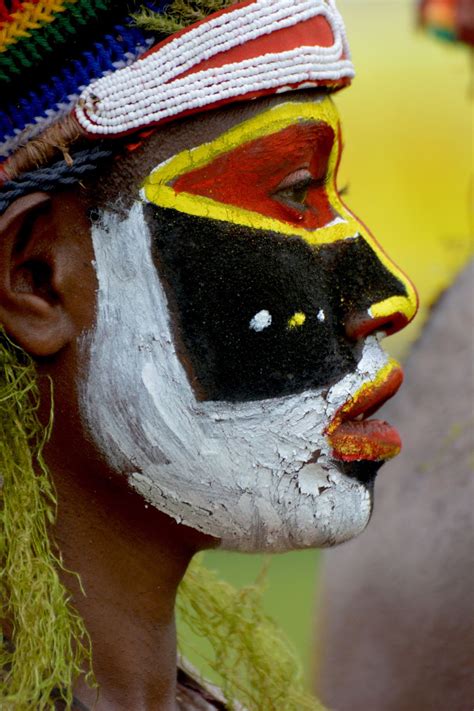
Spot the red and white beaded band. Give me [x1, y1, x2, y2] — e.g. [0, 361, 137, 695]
[75, 0, 354, 138]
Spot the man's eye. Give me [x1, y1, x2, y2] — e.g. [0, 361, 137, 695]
[273, 168, 314, 211]
[279, 180, 311, 205]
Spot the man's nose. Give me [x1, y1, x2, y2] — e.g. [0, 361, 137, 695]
[344, 294, 416, 340]
[330, 234, 418, 342]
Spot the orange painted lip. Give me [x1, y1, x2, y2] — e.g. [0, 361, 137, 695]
[326, 364, 404, 462]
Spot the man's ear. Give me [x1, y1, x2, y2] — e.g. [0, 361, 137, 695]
[0, 191, 84, 357]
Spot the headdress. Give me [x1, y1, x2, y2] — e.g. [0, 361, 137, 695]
[0, 0, 354, 210]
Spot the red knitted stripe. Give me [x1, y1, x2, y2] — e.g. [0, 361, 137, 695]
[0, 0, 41, 24]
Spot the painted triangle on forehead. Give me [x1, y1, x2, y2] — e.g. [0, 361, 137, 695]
[171, 121, 338, 230]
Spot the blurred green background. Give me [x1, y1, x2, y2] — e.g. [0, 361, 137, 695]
[179, 0, 473, 686]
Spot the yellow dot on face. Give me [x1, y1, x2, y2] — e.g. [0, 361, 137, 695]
[287, 311, 306, 329]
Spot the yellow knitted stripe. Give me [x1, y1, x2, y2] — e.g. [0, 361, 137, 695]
[0, 0, 77, 52]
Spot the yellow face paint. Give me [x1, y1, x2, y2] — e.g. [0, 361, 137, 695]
[370, 295, 417, 324]
[144, 98, 347, 243]
[142, 96, 417, 328]
[326, 358, 404, 462]
[326, 358, 401, 436]
[287, 312, 307, 329]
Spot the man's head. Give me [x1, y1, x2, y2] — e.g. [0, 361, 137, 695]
[1, 89, 416, 553]
[0, 0, 418, 705]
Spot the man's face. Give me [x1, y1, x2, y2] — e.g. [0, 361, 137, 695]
[79, 95, 417, 552]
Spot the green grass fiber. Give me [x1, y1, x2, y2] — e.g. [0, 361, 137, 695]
[178, 550, 321, 688]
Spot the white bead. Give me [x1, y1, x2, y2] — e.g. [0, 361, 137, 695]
[75, 0, 354, 137]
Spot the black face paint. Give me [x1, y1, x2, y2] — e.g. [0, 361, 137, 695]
[146, 204, 407, 403]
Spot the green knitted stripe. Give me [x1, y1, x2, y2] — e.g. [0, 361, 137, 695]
[133, 0, 234, 36]
[0, 0, 111, 84]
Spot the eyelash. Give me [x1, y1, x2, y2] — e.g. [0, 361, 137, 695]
[276, 176, 313, 209]
[274, 177, 350, 214]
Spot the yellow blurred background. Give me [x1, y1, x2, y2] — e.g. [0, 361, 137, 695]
[182, 0, 473, 683]
[336, 0, 473, 359]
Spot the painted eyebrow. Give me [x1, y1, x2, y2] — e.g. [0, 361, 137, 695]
[170, 121, 336, 192]
[142, 99, 341, 188]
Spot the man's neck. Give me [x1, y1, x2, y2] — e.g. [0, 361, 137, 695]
[48, 449, 210, 711]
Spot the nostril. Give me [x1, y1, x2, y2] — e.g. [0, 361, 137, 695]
[345, 312, 408, 340]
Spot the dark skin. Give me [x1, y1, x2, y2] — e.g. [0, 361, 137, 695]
[0, 94, 331, 710]
[6, 86, 415, 708]
[0, 191, 217, 710]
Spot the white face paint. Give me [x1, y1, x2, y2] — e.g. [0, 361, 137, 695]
[79, 203, 390, 552]
[249, 309, 272, 332]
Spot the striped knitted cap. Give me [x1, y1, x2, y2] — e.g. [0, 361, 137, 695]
[0, 0, 354, 194]
[0, 0, 160, 160]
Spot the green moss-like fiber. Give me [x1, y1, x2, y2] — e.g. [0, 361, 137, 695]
[0, 329, 325, 709]
[133, 0, 234, 35]
[178, 558, 326, 710]
[0, 330, 94, 710]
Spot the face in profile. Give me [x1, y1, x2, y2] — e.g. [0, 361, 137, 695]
[79, 94, 417, 552]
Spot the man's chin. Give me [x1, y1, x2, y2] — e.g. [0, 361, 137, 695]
[334, 457, 385, 493]
[217, 458, 378, 554]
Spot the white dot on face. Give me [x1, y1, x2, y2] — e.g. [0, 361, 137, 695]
[317, 309, 325, 322]
[249, 309, 272, 332]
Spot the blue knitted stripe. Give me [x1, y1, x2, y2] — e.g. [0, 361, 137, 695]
[140, 0, 170, 14]
[0, 24, 153, 157]
[0, 147, 114, 212]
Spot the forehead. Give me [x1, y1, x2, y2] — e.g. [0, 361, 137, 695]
[107, 92, 329, 197]
[143, 92, 339, 173]
[145, 96, 339, 182]
[142, 96, 355, 247]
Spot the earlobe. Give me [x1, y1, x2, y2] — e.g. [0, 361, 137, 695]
[0, 192, 78, 357]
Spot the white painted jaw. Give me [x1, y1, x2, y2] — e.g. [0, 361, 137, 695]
[80, 203, 387, 553]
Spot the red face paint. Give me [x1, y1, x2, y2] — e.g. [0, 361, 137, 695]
[328, 420, 402, 462]
[172, 121, 337, 230]
[326, 366, 404, 462]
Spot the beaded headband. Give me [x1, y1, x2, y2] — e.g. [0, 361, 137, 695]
[0, 0, 354, 203]
[75, 0, 353, 137]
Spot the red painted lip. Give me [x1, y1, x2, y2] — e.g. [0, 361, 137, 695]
[326, 364, 404, 462]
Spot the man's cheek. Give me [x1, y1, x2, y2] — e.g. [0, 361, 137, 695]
[145, 203, 360, 402]
[80, 204, 375, 551]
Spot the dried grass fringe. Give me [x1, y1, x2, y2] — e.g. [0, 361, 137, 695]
[0, 329, 94, 710]
[0, 329, 325, 710]
[178, 558, 326, 710]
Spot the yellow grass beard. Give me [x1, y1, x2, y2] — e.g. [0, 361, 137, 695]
[0, 329, 325, 710]
[0, 330, 94, 710]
